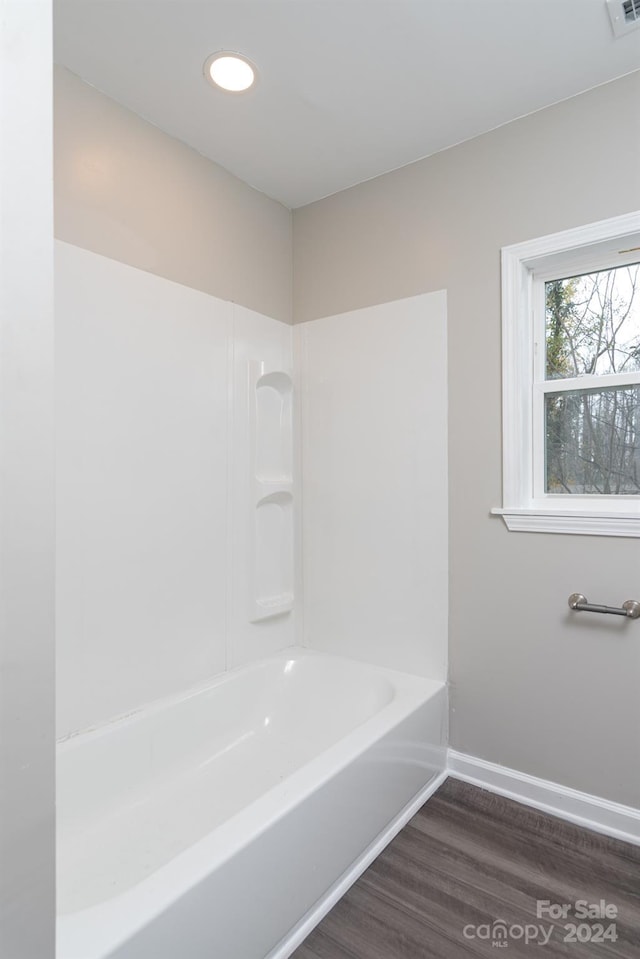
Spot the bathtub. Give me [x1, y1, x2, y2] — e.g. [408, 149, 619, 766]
[57, 647, 446, 959]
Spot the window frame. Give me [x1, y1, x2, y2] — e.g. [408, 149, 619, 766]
[493, 211, 640, 537]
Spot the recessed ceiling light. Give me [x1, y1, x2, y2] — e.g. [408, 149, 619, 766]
[204, 53, 256, 93]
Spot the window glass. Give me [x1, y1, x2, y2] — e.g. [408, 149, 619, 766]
[545, 263, 640, 379]
[545, 384, 640, 495]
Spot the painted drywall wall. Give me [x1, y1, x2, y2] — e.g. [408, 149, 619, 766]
[56, 242, 294, 737]
[0, 3, 55, 957]
[54, 66, 292, 324]
[293, 72, 640, 808]
[298, 293, 448, 680]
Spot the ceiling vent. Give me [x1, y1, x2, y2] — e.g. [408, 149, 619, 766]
[606, 0, 640, 36]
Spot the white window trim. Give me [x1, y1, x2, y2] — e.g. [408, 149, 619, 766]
[493, 211, 640, 537]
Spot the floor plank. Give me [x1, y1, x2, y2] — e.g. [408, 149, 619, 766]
[292, 778, 640, 959]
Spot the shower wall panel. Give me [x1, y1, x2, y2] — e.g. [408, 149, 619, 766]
[298, 292, 448, 680]
[55, 242, 293, 738]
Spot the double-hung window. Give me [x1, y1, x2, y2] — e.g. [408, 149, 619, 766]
[494, 211, 640, 536]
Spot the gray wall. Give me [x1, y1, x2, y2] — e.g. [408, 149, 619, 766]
[1, 3, 55, 957]
[293, 72, 640, 808]
[54, 67, 293, 323]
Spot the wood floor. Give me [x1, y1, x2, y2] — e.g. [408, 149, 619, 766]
[292, 778, 640, 959]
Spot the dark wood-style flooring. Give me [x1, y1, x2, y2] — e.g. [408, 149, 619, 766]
[292, 778, 640, 959]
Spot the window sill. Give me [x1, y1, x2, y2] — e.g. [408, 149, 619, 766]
[491, 508, 640, 537]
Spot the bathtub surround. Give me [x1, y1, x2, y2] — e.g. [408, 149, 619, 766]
[293, 70, 640, 810]
[0, 3, 55, 957]
[56, 242, 448, 736]
[55, 242, 294, 738]
[297, 293, 448, 679]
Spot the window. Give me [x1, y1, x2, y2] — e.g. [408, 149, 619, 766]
[494, 211, 640, 536]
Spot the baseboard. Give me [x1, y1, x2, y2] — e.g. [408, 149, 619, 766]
[447, 749, 640, 847]
[268, 769, 448, 959]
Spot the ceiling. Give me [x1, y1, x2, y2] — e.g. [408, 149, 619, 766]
[54, 0, 640, 209]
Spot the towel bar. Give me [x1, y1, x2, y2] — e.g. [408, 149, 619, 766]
[568, 593, 640, 619]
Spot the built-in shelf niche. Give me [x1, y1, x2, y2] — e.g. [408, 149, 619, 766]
[249, 363, 294, 623]
[254, 370, 293, 483]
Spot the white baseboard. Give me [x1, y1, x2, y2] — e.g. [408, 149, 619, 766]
[268, 769, 448, 959]
[447, 749, 640, 847]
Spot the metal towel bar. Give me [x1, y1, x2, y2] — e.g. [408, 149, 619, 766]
[568, 593, 640, 619]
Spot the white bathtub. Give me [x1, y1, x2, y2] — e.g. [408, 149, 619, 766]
[57, 647, 446, 959]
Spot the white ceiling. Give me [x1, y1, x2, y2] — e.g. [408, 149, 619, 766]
[54, 0, 640, 209]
